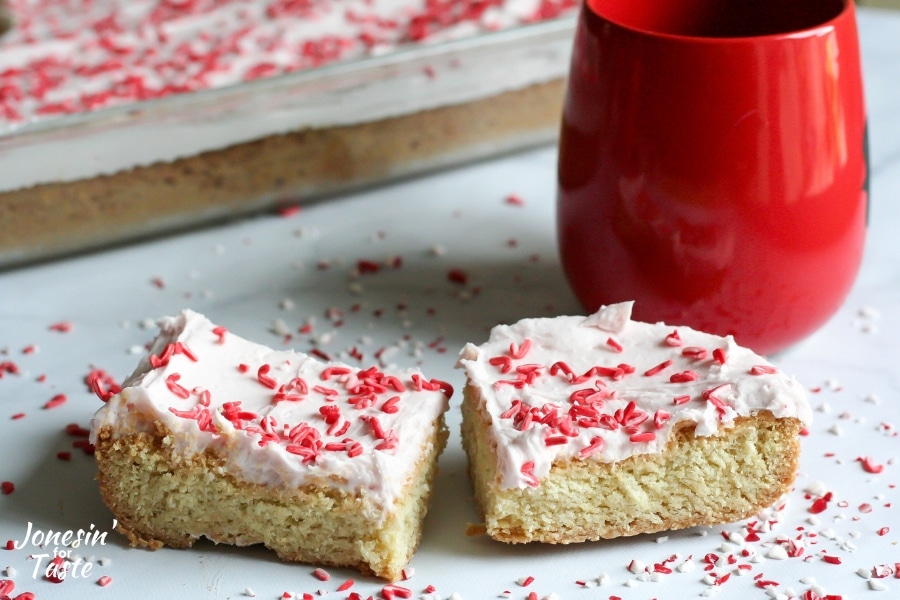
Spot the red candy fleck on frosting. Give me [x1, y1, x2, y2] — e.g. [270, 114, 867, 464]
[643, 359, 673, 377]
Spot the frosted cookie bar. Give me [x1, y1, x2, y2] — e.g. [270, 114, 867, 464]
[457, 302, 811, 543]
[91, 310, 451, 581]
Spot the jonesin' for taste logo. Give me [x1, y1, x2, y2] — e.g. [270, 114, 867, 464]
[12, 520, 116, 581]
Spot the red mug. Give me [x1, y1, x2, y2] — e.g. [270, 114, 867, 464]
[557, 0, 868, 355]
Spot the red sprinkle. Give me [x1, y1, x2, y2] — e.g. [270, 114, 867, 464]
[447, 268, 469, 285]
[336, 579, 354, 592]
[312, 567, 330, 581]
[97, 575, 112, 587]
[49, 321, 73, 333]
[509, 339, 532, 360]
[277, 205, 302, 217]
[86, 368, 122, 402]
[858, 456, 885, 474]
[65, 423, 91, 437]
[712, 348, 727, 364]
[822, 555, 842, 565]
[0, 361, 19, 376]
[809, 492, 833, 514]
[750, 365, 778, 375]
[682, 346, 708, 360]
[629, 431, 656, 443]
[605, 336, 624, 352]
[669, 370, 698, 383]
[45, 556, 66, 583]
[257, 364, 278, 389]
[520, 461, 540, 487]
[165, 373, 191, 399]
[381, 584, 412, 599]
[1, 481, 14, 495]
[664, 330, 682, 346]
[43, 394, 67, 410]
[643, 359, 673, 377]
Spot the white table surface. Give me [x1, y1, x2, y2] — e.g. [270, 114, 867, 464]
[2, 8, 900, 600]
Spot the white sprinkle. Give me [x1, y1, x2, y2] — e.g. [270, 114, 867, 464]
[542, 593, 560, 600]
[128, 345, 145, 355]
[280, 299, 296, 310]
[859, 306, 881, 318]
[869, 580, 889, 591]
[98, 558, 111, 567]
[816, 402, 831, 413]
[636, 571, 651, 583]
[650, 572, 665, 582]
[271, 319, 291, 336]
[806, 516, 820, 526]
[819, 528, 837, 539]
[243, 588, 256, 597]
[516, 576, 533, 586]
[597, 572, 610, 586]
[348, 282, 365, 295]
[702, 574, 717, 586]
[429, 245, 447, 256]
[3, 566, 16, 578]
[449, 593, 464, 600]
[857, 567, 872, 579]
[828, 424, 843, 436]
[656, 536, 669, 544]
[864, 393, 881, 405]
[805, 481, 828, 496]
[825, 378, 840, 390]
[720, 541, 739, 553]
[624, 579, 639, 588]
[677, 559, 696, 573]
[140, 318, 156, 329]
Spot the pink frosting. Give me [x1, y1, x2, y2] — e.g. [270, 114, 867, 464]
[0, 0, 576, 129]
[90, 310, 452, 517]
[457, 302, 812, 490]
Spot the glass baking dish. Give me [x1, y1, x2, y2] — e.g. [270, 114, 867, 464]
[0, 14, 577, 269]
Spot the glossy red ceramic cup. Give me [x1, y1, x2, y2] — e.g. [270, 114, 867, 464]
[557, 0, 868, 355]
